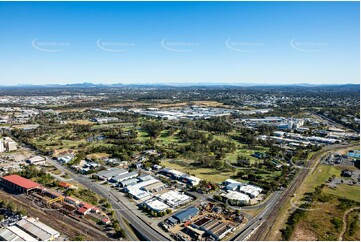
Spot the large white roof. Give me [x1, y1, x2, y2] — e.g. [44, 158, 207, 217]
[224, 191, 250, 202]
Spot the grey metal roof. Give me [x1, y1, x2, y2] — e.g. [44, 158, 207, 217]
[111, 171, 138, 182]
[120, 178, 139, 187]
[96, 168, 127, 179]
[137, 174, 153, 182]
[172, 207, 199, 222]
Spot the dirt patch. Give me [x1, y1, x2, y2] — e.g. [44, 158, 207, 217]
[292, 227, 318, 241]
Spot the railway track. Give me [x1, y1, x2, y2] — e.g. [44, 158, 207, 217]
[0, 191, 110, 240]
[249, 144, 355, 241]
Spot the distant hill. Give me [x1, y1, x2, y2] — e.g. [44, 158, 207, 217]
[0, 82, 359, 89]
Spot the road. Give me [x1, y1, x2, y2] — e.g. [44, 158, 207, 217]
[230, 190, 282, 241]
[45, 156, 169, 241]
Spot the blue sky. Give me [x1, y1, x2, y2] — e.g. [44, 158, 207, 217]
[0, 1, 359, 85]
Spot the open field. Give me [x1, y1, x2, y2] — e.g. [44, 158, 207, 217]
[265, 144, 360, 241]
[324, 184, 360, 202]
[291, 193, 360, 241]
[161, 160, 238, 183]
[67, 119, 93, 125]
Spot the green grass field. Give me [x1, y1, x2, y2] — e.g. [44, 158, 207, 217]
[305, 164, 359, 202]
[308, 164, 342, 190]
[324, 184, 360, 202]
[225, 145, 269, 164]
[161, 160, 239, 183]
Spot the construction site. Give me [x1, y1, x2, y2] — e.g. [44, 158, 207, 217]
[0, 175, 113, 241]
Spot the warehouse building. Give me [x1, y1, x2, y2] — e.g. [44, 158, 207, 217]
[224, 179, 242, 186]
[142, 181, 166, 193]
[110, 171, 138, 183]
[180, 174, 201, 186]
[0, 226, 38, 241]
[120, 178, 139, 187]
[158, 190, 192, 208]
[137, 174, 154, 182]
[15, 217, 60, 241]
[96, 168, 128, 181]
[239, 184, 263, 198]
[124, 178, 160, 199]
[192, 216, 234, 240]
[221, 191, 250, 205]
[162, 168, 185, 179]
[127, 188, 152, 200]
[172, 207, 199, 223]
[0, 175, 41, 194]
[125, 178, 159, 192]
[26, 156, 46, 165]
[162, 168, 201, 187]
[143, 198, 170, 213]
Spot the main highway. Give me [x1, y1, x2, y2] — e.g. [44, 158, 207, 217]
[44, 154, 169, 241]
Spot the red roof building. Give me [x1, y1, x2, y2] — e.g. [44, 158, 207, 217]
[77, 207, 91, 215]
[0, 175, 41, 194]
[102, 218, 111, 225]
[91, 206, 100, 213]
[80, 202, 93, 209]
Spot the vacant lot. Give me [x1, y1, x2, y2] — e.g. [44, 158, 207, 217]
[161, 160, 238, 183]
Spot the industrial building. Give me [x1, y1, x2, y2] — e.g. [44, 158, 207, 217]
[221, 191, 250, 205]
[143, 198, 170, 213]
[127, 188, 152, 200]
[124, 177, 163, 199]
[0, 226, 38, 241]
[0, 137, 17, 152]
[109, 171, 138, 183]
[239, 184, 263, 198]
[142, 181, 166, 193]
[125, 178, 160, 192]
[161, 168, 201, 187]
[137, 174, 154, 182]
[120, 178, 138, 187]
[172, 207, 199, 223]
[224, 179, 243, 191]
[157, 190, 192, 208]
[194, 218, 234, 240]
[15, 217, 60, 241]
[180, 174, 201, 186]
[96, 168, 128, 180]
[0, 175, 41, 194]
[26, 156, 46, 165]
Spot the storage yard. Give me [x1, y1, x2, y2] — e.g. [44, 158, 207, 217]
[161, 202, 245, 241]
[0, 175, 112, 241]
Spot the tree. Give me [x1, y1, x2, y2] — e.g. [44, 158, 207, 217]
[73, 234, 85, 241]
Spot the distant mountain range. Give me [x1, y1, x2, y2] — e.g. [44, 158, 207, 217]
[0, 82, 359, 89]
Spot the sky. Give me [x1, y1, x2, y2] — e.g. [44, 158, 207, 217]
[0, 1, 359, 85]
